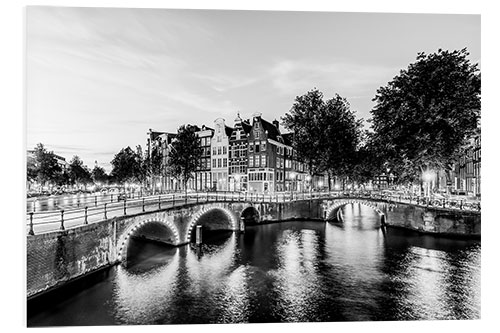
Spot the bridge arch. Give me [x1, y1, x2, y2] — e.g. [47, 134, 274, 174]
[117, 218, 180, 262]
[185, 204, 238, 243]
[240, 205, 260, 225]
[325, 199, 386, 225]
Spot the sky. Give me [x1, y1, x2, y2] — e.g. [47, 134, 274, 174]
[26, 7, 481, 172]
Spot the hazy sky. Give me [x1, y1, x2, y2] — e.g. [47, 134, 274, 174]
[26, 7, 480, 171]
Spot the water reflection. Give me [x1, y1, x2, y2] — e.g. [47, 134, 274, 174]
[272, 229, 322, 322]
[112, 248, 180, 324]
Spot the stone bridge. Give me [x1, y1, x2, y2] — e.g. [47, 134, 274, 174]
[324, 199, 388, 225]
[27, 196, 480, 298]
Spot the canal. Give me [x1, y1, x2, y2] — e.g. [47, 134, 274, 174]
[27, 203, 480, 325]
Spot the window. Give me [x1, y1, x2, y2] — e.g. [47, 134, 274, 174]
[255, 143, 260, 153]
[218, 158, 221, 168]
[223, 146, 227, 154]
[218, 147, 222, 155]
[261, 142, 266, 151]
[213, 147, 217, 155]
[212, 159, 216, 168]
[262, 155, 267, 167]
[223, 158, 227, 168]
[249, 156, 254, 167]
[255, 129, 260, 139]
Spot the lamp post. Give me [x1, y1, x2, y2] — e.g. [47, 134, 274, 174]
[306, 175, 312, 191]
[290, 172, 296, 200]
[422, 170, 434, 197]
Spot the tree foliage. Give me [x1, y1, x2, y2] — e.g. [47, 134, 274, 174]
[110, 146, 143, 184]
[68, 155, 92, 186]
[144, 141, 163, 178]
[319, 94, 363, 184]
[30, 143, 62, 185]
[282, 89, 363, 187]
[370, 48, 481, 182]
[281, 89, 327, 175]
[167, 125, 202, 192]
[91, 165, 108, 184]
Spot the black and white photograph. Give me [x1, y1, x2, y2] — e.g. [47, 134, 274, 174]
[12, 0, 493, 330]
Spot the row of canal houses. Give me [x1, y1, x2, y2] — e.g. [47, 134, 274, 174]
[147, 112, 326, 193]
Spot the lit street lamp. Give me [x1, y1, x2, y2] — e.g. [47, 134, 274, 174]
[290, 172, 297, 198]
[422, 170, 434, 197]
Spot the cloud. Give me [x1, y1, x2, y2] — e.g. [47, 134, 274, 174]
[192, 72, 262, 92]
[269, 59, 397, 98]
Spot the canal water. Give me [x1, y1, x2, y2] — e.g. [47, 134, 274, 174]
[27, 204, 480, 326]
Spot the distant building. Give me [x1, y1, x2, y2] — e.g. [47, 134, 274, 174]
[245, 113, 314, 193]
[454, 131, 481, 196]
[210, 118, 233, 191]
[228, 114, 252, 192]
[147, 130, 176, 192]
[195, 125, 214, 191]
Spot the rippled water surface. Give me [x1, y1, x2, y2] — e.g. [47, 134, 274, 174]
[28, 204, 480, 326]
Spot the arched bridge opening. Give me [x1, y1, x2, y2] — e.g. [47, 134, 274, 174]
[117, 218, 180, 265]
[186, 206, 238, 244]
[325, 200, 386, 227]
[241, 206, 260, 226]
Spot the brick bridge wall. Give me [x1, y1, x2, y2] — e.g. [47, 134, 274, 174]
[26, 198, 479, 298]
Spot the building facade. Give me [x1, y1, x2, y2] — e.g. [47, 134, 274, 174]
[210, 118, 233, 191]
[454, 131, 481, 197]
[195, 125, 214, 191]
[228, 115, 252, 192]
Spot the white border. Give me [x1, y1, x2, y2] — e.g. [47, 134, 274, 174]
[3, 1, 497, 332]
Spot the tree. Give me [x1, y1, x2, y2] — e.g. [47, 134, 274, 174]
[31, 143, 62, 187]
[142, 142, 163, 191]
[370, 48, 481, 185]
[91, 165, 108, 184]
[282, 89, 363, 190]
[282, 89, 326, 176]
[167, 125, 202, 195]
[68, 155, 92, 187]
[350, 131, 383, 188]
[110, 147, 143, 184]
[319, 94, 363, 190]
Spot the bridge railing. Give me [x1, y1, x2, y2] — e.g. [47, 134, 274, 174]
[26, 190, 479, 236]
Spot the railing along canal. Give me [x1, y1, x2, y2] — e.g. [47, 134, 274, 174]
[26, 190, 480, 236]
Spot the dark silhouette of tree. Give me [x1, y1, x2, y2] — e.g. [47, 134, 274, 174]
[167, 125, 201, 195]
[282, 89, 363, 189]
[319, 94, 363, 190]
[143, 141, 163, 190]
[91, 164, 108, 184]
[31, 143, 62, 186]
[370, 48, 481, 184]
[110, 146, 143, 184]
[282, 89, 326, 177]
[68, 155, 92, 187]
